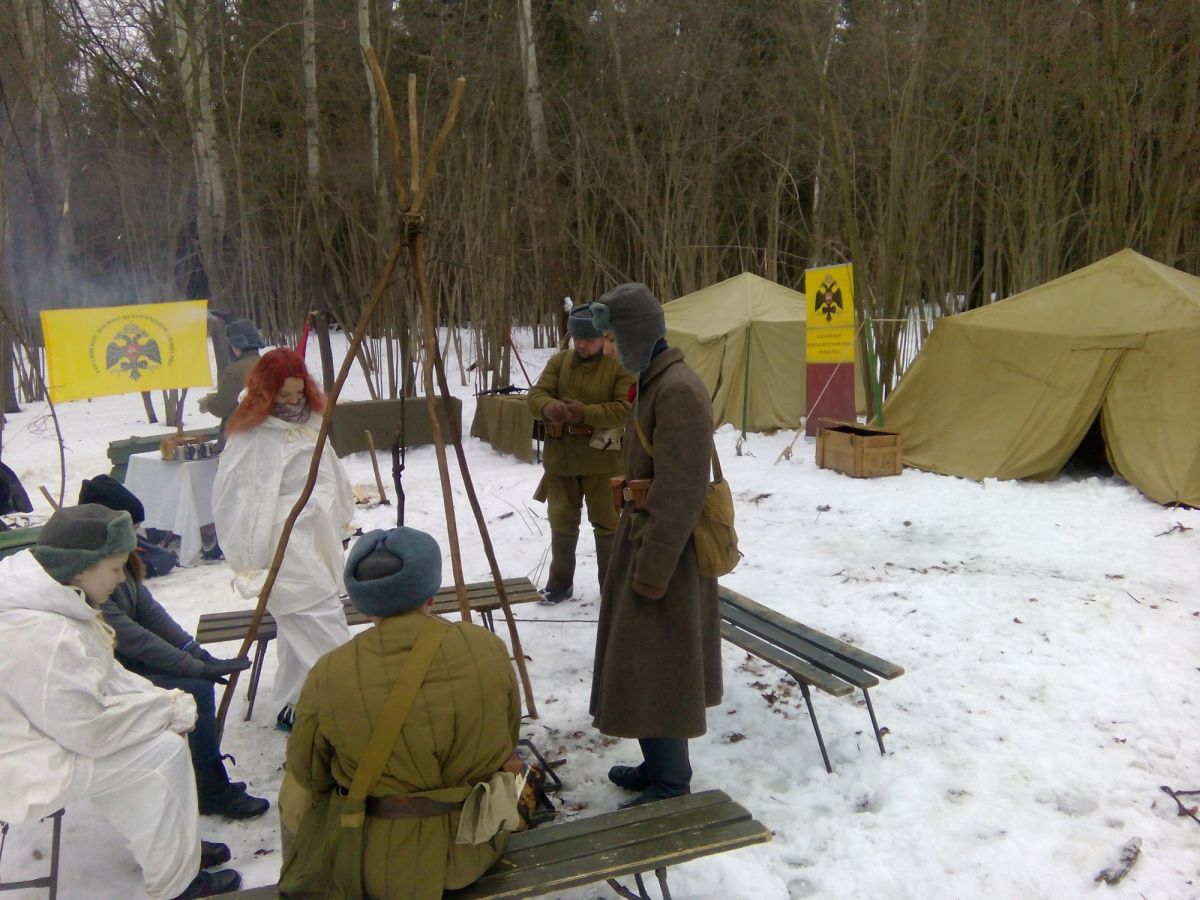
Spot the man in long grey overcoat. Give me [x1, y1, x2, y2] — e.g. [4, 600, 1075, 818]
[588, 283, 722, 806]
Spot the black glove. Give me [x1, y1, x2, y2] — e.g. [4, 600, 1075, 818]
[184, 641, 219, 664]
[200, 657, 252, 683]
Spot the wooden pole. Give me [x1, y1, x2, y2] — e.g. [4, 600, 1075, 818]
[364, 429, 390, 505]
[364, 53, 538, 716]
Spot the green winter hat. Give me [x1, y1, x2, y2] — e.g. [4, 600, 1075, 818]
[344, 527, 443, 617]
[32, 504, 137, 585]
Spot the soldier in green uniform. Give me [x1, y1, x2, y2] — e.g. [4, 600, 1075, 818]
[199, 318, 265, 447]
[527, 305, 635, 604]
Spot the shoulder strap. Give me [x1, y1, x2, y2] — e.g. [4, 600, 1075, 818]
[633, 405, 724, 485]
[709, 436, 723, 483]
[340, 615, 448, 827]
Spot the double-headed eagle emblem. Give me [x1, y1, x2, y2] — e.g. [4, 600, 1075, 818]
[105, 323, 162, 381]
[815, 276, 843, 323]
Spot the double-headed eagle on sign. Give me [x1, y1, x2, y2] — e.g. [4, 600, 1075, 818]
[815, 275, 843, 323]
[105, 322, 162, 381]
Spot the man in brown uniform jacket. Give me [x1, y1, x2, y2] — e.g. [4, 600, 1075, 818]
[199, 318, 264, 445]
[588, 283, 722, 808]
[527, 305, 635, 603]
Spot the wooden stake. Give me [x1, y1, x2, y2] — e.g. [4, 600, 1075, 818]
[364, 429, 390, 505]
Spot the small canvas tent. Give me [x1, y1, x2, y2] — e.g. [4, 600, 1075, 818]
[882, 249, 1200, 506]
[664, 273, 863, 432]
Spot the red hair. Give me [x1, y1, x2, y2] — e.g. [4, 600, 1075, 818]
[226, 347, 326, 434]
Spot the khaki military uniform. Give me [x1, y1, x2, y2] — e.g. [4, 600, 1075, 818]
[527, 349, 635, 596]
[283, 613, 521, 899]
[203, 349, 260, 448]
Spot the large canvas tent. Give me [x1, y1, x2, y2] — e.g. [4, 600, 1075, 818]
[882, 249, 1200, 506]
[664, 273, 863, 432]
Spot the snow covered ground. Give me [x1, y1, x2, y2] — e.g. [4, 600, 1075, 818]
[1, 331, 1197, 899]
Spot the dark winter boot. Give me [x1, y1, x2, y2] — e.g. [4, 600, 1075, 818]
[200, 841, 231, 869]
[540, 530, 578, 604]
[594, 530, 614, 594]
[620, 738, 692, 808]
[607, 763, 652, 792]
[196, 759, 271, 820]
[171, 867, 242, 898]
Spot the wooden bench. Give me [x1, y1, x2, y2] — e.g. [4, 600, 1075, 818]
[229, 789, 770, 899]
[107, 427, 220, 483]
[196, 577, 542, 720]
[719, 585, 905, 774]
[0, 526, 41, 561]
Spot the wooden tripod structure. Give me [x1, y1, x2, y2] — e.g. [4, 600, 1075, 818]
[216, 64, 537, 739]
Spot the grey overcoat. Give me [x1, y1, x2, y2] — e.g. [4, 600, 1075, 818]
[590, 347, 722, 739]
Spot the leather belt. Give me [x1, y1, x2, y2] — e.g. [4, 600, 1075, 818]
[336, 786, 463, 819]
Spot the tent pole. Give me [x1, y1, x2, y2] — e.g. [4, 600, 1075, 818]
[741, 327, 751, 440]
[864, 315, 884, 425]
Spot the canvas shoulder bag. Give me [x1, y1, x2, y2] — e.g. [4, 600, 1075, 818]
[632, 416, 742, 579]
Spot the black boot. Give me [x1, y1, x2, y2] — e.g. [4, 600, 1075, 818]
[540, 530, 578, 604]
[200, 841, 231, 869]
[608, 763, 651, 792]
[620, 738, 692, 808]
[594, 530, 614, 594]
[171, 868, 242, 898]
[196, 759, 271, 820]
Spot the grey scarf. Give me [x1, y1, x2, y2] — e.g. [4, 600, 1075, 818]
[271, 401, 312, 424]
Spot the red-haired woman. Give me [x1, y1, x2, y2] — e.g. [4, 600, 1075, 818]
[212, 348, 355, 732]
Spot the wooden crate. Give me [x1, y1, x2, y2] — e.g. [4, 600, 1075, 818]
[815, 422, 902, 478]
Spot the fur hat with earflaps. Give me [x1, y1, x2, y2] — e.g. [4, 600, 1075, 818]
[226, 319, 265, 352]
[32, 504, 137, 585]
[589, 283, 666, 373]
[567, 303, 603, 341]
[343, 527, 443, 617]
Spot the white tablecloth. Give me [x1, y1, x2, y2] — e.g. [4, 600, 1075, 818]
[124, 451, 219, 566]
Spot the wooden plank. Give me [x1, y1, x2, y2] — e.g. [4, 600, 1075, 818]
[719, 586, 905, 680]
[721, 600, 879, 690]
[196, 578, 540, 645]
[494, 794, 750, 870]
[450, 817, 771, 898]
[0, 526, 41, 556]
[721, 622, 854, 698]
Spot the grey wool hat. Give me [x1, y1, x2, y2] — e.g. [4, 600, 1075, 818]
[226, 318, 265, 352]
[590, 283, 666, 373]
[32, 504, 137, 585]
[567, 303, 603, 341]
[343, 527, 443, 617]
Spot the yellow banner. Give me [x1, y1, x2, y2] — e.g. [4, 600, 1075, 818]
[41, 300, 213, 403]
[806, 264, 855, 363]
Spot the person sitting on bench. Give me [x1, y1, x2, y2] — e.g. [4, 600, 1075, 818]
[279, 526, 522, 898]
[0, 504, 241, 899]
[79, 474, 270, 821]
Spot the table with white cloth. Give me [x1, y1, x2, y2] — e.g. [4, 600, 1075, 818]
[123, 451, 219, 566]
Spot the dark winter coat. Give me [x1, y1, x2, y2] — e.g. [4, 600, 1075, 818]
[590, 347, 722, 739]
[204, 350, 260, 421]
[100, 572, 206, 680]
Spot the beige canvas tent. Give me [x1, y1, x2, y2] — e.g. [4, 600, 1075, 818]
[664, 273, 864, 432]
[882, 249, 1200, 506]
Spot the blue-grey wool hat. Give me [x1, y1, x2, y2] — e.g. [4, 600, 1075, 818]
[590, 283, 666, 373]
[32, 504, 137, 585]
[226, 318, 265, 352]
[344, 527, 443, 617]
[567, 303, 603, 341]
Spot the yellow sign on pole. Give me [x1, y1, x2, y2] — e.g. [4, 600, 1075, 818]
[805, 264, 856, 363]
[41, 300, 213, 403]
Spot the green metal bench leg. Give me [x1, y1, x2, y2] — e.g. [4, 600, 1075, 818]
[862, 688, 886, 755]
[655, 867, 672, 900]
[797, 681, 834, 774]
[481, 608, 495, 632]
[244, 639, 269, 722]
[604, 867, 672, 900]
